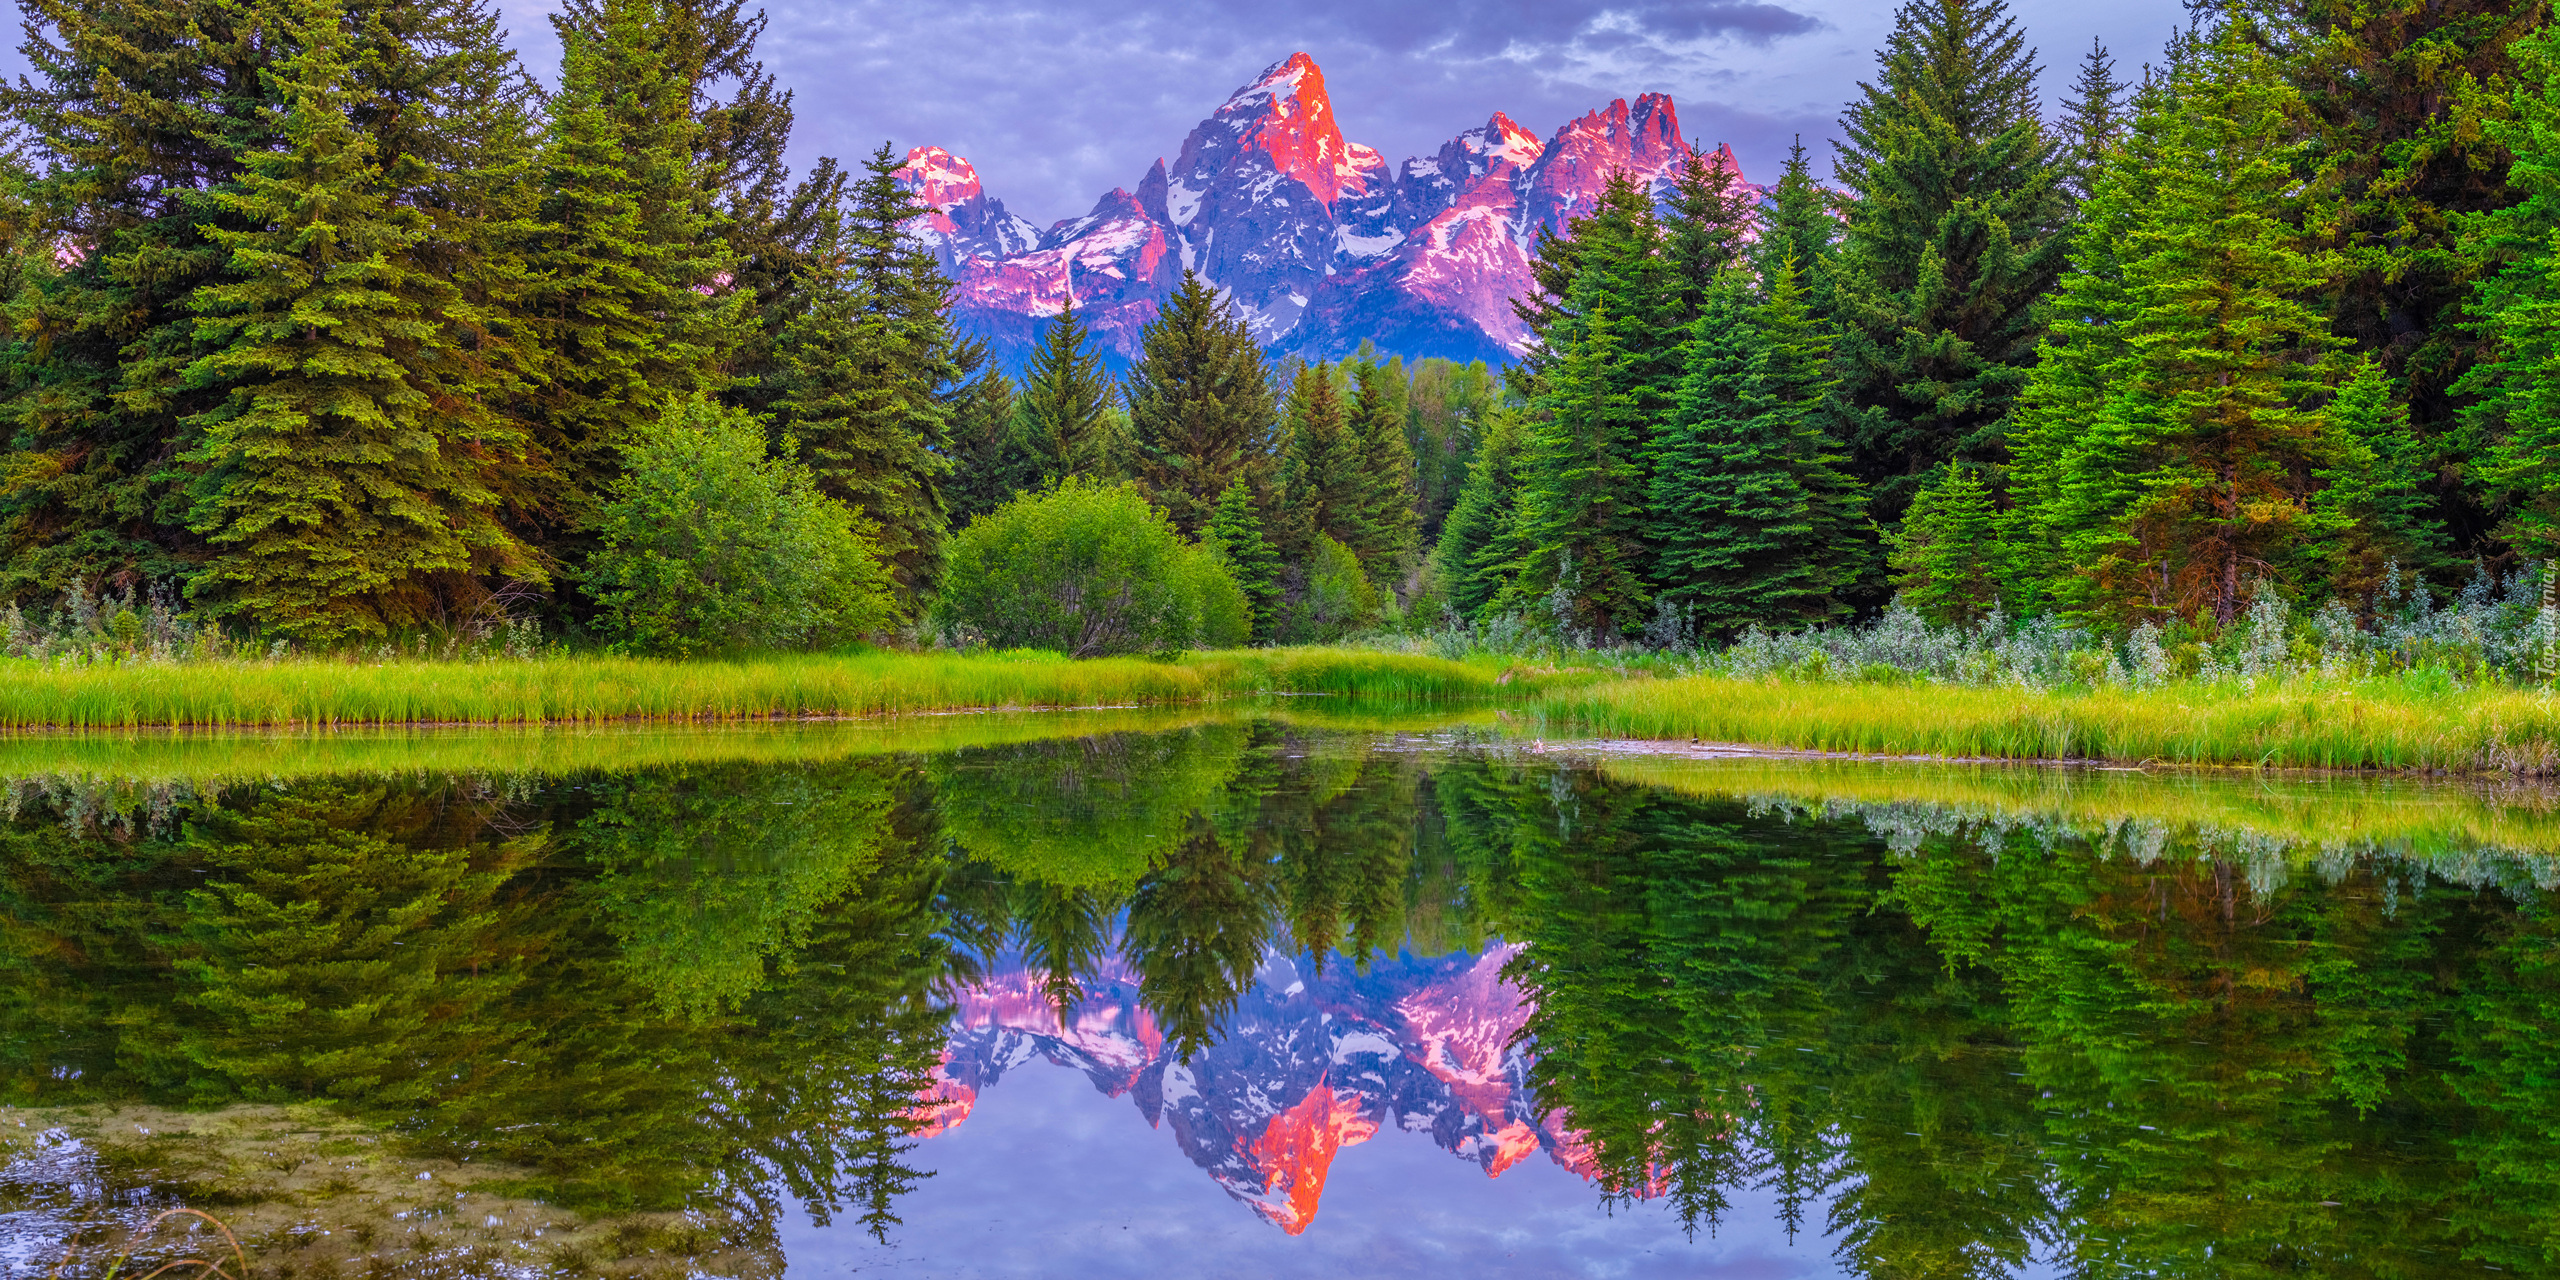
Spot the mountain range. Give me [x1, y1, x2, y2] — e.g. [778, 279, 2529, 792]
[909, 942, 1655, 1234]
[894, 53, 1756, 371]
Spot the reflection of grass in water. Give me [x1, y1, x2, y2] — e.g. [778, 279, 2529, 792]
[0, 647, 1593, 731]
[1546, 674, 2560, 772]
[1595, 753, 2560, 870]
[48, 1208, 245, 1280]
[2, 1105, 765, 1278]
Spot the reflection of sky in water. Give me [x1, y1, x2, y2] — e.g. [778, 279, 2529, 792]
[784, 1061, 1851, 1279]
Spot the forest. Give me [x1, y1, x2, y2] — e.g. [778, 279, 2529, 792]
[0, 0, 2556, 669]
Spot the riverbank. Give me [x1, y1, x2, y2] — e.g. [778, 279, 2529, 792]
[1541, 673, 2560, 773]
[0, 647, 1590, 730]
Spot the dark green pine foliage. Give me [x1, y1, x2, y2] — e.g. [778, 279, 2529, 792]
[1015, 296, 1116, 485]
[1886, 462, 2004, 624]
[1513, 285, 1657, 637]
[1345, 355, 1421, 576]
[1506, 173, 1666, 398]
[941, 345, 1032, 528]
[2057, 39, 2127, 204]
[524, 0, 744, 529]
[1203, 476, 1280, 641]
[2464, 23, 2560, 561]
[1829, 0, 2073, 519]
[1660, 143, 1763, 322]
[1431, 410, 1530, 619]
[180, 0, 536, 640]
[1650, 259, 1863, 634]
[1755, 138, 1840, 298]
[1126, 271, 1279, 537]
[1275, 363, 1359, 560]
[0, 0, 274, 596]
[775, 143, 959, 608]
[2313, 361, 2448, 605]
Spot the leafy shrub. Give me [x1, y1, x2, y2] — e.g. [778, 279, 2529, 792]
[583, 397, 894, 656]
[934, 480, 1247, 656]
[1282, 535, 1382, 643]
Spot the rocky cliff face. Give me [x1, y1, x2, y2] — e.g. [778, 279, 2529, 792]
[895, 54, 1755, 371]
[913, 943, 1631, 1234]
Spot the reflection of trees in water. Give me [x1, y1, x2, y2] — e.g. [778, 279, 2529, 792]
[4, 734, 2558, 1276]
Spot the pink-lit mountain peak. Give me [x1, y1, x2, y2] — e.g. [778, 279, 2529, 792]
[1193, 51, 1380, 209]
[898, 145, 982, 210]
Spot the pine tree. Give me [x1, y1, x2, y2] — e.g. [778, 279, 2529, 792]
[1276, 363, 1359, 561]
[2019, 19, 2347, 624]
[1015, 296, 1116, 485]
[1754, 138, 1839, 299]
[1345, 355, 1420, 576]
[775, 143, 960, 608]
[2057, 39, 2127, 204]
[1511, 285, 1655, 637]
[523, 0, 743, 528]
[1431, 409, 1530, 620]
[1661, 144, 1762, 322]
[0, 0, 274, 596]
[1507, 173, 1666, 398]
[1126, 271, 1279, 536]
[943, 346, 1032, 529]
[1829, 0, 2073, 520]
[1648, 259, 1863, 634]
[2313, 361, 2448, 605]
[2463, 23, 2560, 562]
[179, 0, 536, 639]
[1887, 463, 2003, 624]
[1203, 477, 1280, 641]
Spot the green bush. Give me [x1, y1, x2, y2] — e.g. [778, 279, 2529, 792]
[1283, 534, 1383, 643]
[583, 397, 895, 656]
[935, 480, 1249, 655]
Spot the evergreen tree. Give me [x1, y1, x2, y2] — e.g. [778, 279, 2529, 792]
[1661, 143, 1762, 321]
[2057, 39, 2128, 203]
[2016, 19, 2346, 624]
[180, 0, 536, 639]
[1015, 296, 1116, 485]
[1887, 462, 2004, 624]
[943, 347, 1032, 529]
[1275, 363, 1359, 561]
[1829, 0, 2073, 520]
[1345, 354, 1421, 577]
[1430, 410, 1530, 621]
[1755, 137, 1840, 298]
[775, 143, 959, 608]
[1649, 258, 1862, 634]
[2313, 361, 2448, 605]
[1125, 271, 1279, 536]
[1507, 173, 1664, 397]
[0, 0, 275, 596]
[2462, 23, 2560, 562]
[1203, 476, 1280, 641]
[1511, 286, 1656, 637]
[523, 0, 744, 529]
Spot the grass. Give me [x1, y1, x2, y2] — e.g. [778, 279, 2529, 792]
[0, 647, 1591, 731]
[1539, 673, 2560, 773]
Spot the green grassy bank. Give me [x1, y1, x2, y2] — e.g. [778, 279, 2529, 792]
[1542, 673, 2560, 772]
[0, 647, 1585, 730]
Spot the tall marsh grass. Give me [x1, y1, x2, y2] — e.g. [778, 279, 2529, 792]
[0, 647, 1581, 731]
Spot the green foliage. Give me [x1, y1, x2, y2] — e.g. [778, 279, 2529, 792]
[2312, 361, 2450, 605]
[1203, 476, 1281, 642]
[1125, 271, 1279, 536]
[1283, 533, 1383, 643]
[2464, 22, 2560, 560]
[1887, 462, 2004, 625]
[1403, 358, 1503, 539]
[180, 0, 536, 641]
[1343, 352, 1422, 578]
[1660, 143, 1761, 320]
[2058, 38, 2128, 203]
[1015, 296, 1118, 485]
[2013, 20, 2349, 625]
[1275, 361, 1357, 560]
[1430, 409, 1530, 619]
[1829, 0, 2073, 519]
[940, 343, 1033, 528]
[934, 479, 1247, 656]
[582, 397, 893, 655]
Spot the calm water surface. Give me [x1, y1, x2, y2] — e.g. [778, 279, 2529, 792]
[0, 716, 2551, 1277]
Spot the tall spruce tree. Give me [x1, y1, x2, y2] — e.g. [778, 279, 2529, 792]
[523, 0, 743, 531]
[1276, 362, 1360, 560]
[1829, 0, 2073, 520]
[1661, 144, 1763, 322]
[1203, 476, 1280, 641]
[775, 143, 960, 608]
[1015, 296, 1115, 485]
[1512, 284, 1656, 637]
[1430, 410, 1530, 620]
[1887, 462, 2003, 624]
[942, 347, 1031, 529]
[2312, 361, 2447, 605]
[1755, 138, 1840, 297]
[1345, 355, 1420, 576]
[2057, 39, 2128, 204]
[0, 0, 275, 595]
[1126, 271, 1278, 536]
[180, 0, 536, 638]
[1507, 173, 1667, 398]
[2461, 23, 2560, 562]
[2014, 19, 2346, 624]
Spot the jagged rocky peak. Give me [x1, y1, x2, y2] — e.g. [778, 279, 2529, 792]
[1521, 93, 1691, 230]
[899, 144, 982, 208]
[896, 145, 1041, 268]
[1183, 51, 1384, 210]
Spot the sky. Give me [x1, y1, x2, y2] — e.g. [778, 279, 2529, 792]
[590, 0, 2197, 228]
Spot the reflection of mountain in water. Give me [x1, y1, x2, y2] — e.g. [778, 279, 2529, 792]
[916, 943, 1609, 1233]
